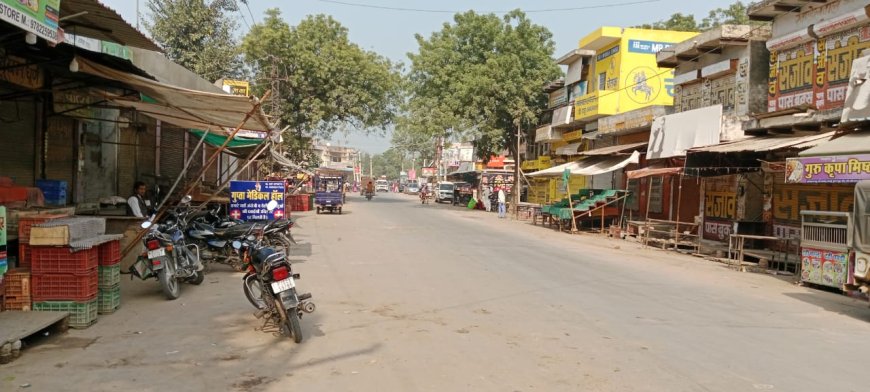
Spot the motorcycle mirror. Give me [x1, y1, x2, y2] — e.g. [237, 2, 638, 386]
[266, 200, 279, 212]
[140, 221, 153, 229]
[232, 240, 242, 250]
[247, 235, 256, 242]
[181, 195, 193, 204]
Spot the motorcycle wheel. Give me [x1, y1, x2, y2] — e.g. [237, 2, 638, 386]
[187, 271, 205, 285]
[243, 274, 267, 310]
[274, 295, 302, 343]
[158, 261, 181, 300]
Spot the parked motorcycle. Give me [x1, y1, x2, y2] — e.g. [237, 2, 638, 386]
[235, 200, 314, 342]
[131, 196, 205, 300]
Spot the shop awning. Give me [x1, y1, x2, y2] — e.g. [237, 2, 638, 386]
[798, 132, 870, 157]
[448, 162, 477, 176]
[75, 56, 274, 132]
[528, 151, 640, 177]
[554, 142, 583, 156]
[61, 0, 163, 52]
[189, 129, 264, 149]
[626, 167, 683, 180]
[578, 141, 647, 156]
[687, 132, 834, 154]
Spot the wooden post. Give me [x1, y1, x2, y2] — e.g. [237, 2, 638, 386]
[565, 173, 578, 233]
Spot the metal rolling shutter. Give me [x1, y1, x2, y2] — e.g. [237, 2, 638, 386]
[118, 127, 137, 196]
[160, 127, 186, 181]
[0, 95, 37, 186]
[44, 116, 75, 201]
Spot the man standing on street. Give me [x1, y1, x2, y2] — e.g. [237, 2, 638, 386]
[127, 181, 152, 218]
[497, 187, 506, 219]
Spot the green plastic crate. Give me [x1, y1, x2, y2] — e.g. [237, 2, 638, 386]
[97, 285, 121, 314]
[33, 299, 98, 329]
[98, 264, 121, 289]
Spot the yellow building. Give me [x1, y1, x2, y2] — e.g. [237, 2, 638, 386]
[574, 27, 698, 122]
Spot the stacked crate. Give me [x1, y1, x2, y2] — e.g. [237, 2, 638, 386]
[97, 240, 121, 314]
[2, 269, 32, 311]
[17, 214, 69, 269]
[29, 217, 106, 329]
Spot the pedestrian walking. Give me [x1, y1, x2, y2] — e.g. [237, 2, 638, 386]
[482, 186, 492, 212]
[497, 187, 506, 219]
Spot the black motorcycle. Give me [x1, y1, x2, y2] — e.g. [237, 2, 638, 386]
[131, 196, 204, 300]
[234, 233, 314, 343]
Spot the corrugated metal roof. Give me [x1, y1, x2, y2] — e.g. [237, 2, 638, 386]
[687, 132, 834, 153]
[799, 132, 870, 157]
[61, 0, 162, 52]
[579, 141, 647, 156]
[554, 142, 583, 156]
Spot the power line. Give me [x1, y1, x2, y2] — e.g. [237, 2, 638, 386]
[317, 0, 661, 14]
[233, 0, 251, 31]
[241, 0, 257, 24]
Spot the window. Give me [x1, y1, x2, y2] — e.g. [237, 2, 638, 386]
[598, 72, 607, 91]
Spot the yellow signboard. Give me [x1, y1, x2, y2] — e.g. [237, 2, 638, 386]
[221, 79, 250, 96]
[574, 28, 697, 122]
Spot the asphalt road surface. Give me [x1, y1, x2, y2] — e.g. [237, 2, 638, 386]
[4, 192, 870, 391]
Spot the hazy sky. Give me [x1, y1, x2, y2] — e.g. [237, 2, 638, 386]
[101, 0, 739, 153]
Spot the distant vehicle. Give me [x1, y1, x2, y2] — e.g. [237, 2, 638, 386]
[435, 182, 455, 203]
[376, 180, 389, 192]
[406, 183, 419, 194]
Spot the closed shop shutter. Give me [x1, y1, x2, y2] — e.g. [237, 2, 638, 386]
[0, 94, 37, 186]
[160, 127, 186, 181]
[204, 145, 218, 185]
[45, 116, 75, 202]
[118, 127, 137, 196]
[139, 122, 157, 178]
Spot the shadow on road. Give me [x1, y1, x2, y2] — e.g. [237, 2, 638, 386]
[784, 291, 870, 323]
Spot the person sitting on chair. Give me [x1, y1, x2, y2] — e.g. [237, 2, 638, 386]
[127, 181, 153, 218]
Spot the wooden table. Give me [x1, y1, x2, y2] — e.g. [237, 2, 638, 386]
[729, 234, 792, 268]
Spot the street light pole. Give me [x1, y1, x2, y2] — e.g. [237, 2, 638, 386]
[514, 122, 521, 220]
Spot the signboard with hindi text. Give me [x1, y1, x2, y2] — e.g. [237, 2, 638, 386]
[785, 154, 870, 184]
[0, 0, 61, 44]
[229, 181, 286, 221]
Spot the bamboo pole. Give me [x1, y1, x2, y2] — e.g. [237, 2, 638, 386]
[121, 90, 272, 258]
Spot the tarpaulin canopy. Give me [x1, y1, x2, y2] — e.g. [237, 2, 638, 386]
[798, 132, 870, 157]
[626, 167, 683, 179]
[853, 180, 870, 254]
[189, 129, 264, 149]
[75, 56, 273, 132]
[528, 151, 640, 177]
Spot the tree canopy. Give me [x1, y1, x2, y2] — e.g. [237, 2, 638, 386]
[144, 0, 242, 82]
[404, 10, 561, 161]
[242, 9, 403, 165]
[635, 1, 761, 32]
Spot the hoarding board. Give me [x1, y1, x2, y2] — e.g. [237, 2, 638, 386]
[786, 154, 870, 183]
[229, 181, 285, 221]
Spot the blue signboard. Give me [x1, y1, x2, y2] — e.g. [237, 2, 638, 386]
[229, 181, 286, 221]
[627, 40, 673, 54]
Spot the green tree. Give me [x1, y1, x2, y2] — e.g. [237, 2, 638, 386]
[636, 13, 700, 32]
[242, 10, 403, 164]
[370, 148, 406, 179]
[636, 2, 765, 32]
[405, 10, 561, 162]
[144, 0, 242, 81]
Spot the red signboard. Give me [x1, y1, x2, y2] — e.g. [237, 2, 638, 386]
[421, 167, 436, 177]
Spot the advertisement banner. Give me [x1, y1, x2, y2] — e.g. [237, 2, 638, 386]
[229, 181, 285, 221]
[768, 25, 870, 112]
[421, 167, 436, 177]
[0, 0, 61, 44]
[785, 154, 870, 183]
[801, 247, 848, 288]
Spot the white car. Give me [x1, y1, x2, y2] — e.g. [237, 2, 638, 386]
[406, 184, 420, 194]
[376, 180, 389, 192]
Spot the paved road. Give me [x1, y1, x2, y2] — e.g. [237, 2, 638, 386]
[4, 192, 870, 391]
